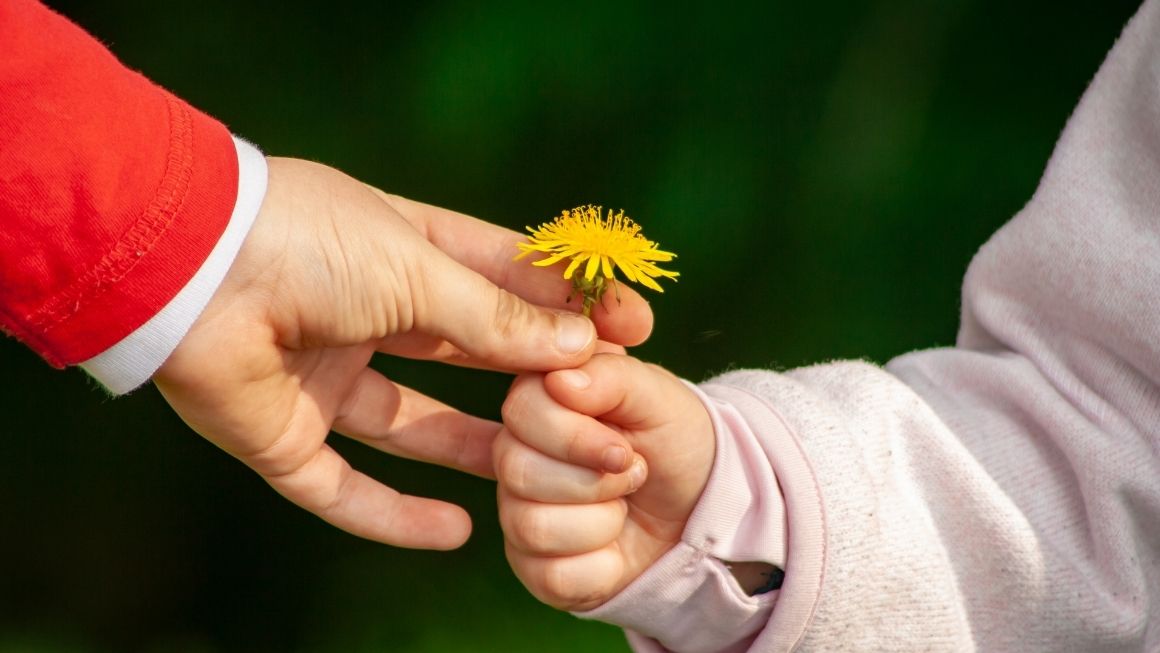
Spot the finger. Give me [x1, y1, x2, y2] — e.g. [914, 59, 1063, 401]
[594, 340, 627, 356]
[373, 191, 654, 346]
[332, 367, 498, 479]
[410, 241, 601, 372]
[493, 428, 647, 503]
[543, 353, 690, 430]
[498, 489, 627, 556]
[544, 354, 715, 526]
[504, 540, 624, 612]
[373, 331, 625, 373]
[376, 331, 470, 365]
[502, 373, 636, 473]
[263, 443, 472, 549]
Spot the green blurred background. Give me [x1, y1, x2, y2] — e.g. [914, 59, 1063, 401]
[0, 1, 1142, 651]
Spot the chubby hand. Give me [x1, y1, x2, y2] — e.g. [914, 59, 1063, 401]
[153, 158, 654, 551]
[494, 353, 715, 611]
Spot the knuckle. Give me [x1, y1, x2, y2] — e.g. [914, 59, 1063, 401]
[540, 561, 603, 611]
[497, 497, 519, 540]
[483, 287, 530, 359]
[494, 446, 531, 498]
[245, 430, 312, 478]
[500, 385, 529, 427]
[539, 560, 574, 606]
[515, 507, 550, 552]
[490, 428, 507, 464]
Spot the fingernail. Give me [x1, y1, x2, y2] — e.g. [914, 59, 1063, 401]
[556, 313, 593, 355]
[556, 369, 591, 390]
[602, 445, 628, 473]
[627, 458, 647, 493]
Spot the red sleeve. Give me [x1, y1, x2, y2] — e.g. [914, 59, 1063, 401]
[0, 0, 239, 367]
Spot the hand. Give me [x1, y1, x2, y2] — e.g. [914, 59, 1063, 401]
[494, 353, 715, 611]
[153, 157, 654, 550]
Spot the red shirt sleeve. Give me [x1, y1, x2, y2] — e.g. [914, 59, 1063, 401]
[0, 0, 239, 367]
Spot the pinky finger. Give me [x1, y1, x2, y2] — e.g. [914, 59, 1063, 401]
[504, 541, 624, 612]
[498, 490, 627, 556]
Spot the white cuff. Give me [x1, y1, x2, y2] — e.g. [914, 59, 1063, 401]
[80, 136, 268, 395]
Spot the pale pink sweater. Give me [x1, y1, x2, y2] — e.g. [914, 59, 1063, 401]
[582, 1, 1160, 650]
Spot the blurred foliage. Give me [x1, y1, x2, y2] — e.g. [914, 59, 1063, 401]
[0, 0, 1142, 651]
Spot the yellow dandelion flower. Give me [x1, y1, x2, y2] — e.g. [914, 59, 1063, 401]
[515, 205, 678, 316]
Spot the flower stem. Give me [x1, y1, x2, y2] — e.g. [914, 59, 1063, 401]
[572, 274, 611, 318]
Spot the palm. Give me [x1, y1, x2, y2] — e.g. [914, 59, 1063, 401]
[154, 157, 655, 549]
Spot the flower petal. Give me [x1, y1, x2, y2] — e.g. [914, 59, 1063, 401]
[564, 254, 587, 280]
[584, 254, 601, 281]
[516, 206, 677, 292]
[636, 273, 664, 292]
[614, 258, 640, 283]
[532, 251, 576, 267]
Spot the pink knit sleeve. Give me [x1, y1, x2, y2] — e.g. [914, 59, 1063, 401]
[576, 384, 824, 653]
[581, 0, 1160, 650]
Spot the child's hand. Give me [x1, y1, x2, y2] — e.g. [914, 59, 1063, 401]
[494, 353, 715, 611]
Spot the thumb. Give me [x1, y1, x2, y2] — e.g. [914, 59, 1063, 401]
[411, 241, 597, 371]
[542, 353, 691, 432]
[542, 353, 714, 524]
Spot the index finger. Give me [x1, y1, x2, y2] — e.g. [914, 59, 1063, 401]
[502, 373, 636, 473]
[369, 190, 654, 347]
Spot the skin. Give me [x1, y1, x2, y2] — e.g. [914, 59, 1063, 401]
[495, 353, 730, 611]
[152, 157, 654, 550]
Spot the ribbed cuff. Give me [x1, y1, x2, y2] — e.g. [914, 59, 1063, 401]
[575, 384, 791, 653]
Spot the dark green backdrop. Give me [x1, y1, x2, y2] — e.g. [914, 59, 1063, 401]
[0, 1, 1141, 651]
